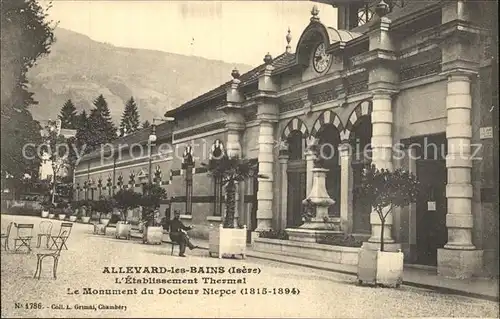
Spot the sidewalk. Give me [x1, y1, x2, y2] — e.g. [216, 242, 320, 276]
[130, 230, 498, 302]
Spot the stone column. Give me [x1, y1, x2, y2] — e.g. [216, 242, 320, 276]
[255, 118, 276, 231]
[367, 91, 396, 246]
[278, 151, 289, 230]
[338, 142, 353, 234]
[255, 54, 279, 232]
[437, 72, 483, 278]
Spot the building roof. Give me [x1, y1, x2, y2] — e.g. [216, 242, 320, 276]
[164, 52, 296, 117]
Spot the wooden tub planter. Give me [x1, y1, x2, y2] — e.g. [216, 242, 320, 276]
[69, 216, 77, 222]
[41, 210, 49, 218]
[100, 218, 110, 227]
[208, 224, 247, 259]
[115, 222, 132, 240]
[48, 213, 55, 219]
[357, 249, 404, 288]
[143, 226, 163, 244]
[58, 214, 66, 220]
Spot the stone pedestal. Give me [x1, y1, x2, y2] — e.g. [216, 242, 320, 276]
[437, 248, 483, 279]
[286, 168, 341, 243]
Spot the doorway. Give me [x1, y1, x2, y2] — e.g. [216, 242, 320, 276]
[287, 161, 306, 228]
[415, 159, 447, 266]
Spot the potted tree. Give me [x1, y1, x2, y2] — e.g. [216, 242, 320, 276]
[40, 201, 51, 218]
[97, 199, 114, 227]
[203, 154, 264, 259]
[69, 201, 78, 222]
[80, 200, 91, 224]
[140, 183, 167, 245]
[114, 189, 142, 240]
[355, 165, 420, 287]
[57, 202, 68, 220]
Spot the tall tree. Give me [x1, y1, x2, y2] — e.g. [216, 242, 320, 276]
[58, 99, 77, 129]
[1, 0, 55, 195]
[83, 94, 116, 151]
[142, 120, 151, 129]
[119, 97, 140, 136]
[75, 110, 91, 154]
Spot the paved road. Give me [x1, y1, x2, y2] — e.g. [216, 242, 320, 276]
[1, 215, 498, 318]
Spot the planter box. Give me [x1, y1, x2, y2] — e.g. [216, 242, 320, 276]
[208, 224, 247, 259]
[81, 216, 91, 224]
[100, 218, 110, 227]
[357, 249, 404, 288]
[253, 237, 360, 265]
[69, 216, 77, 222]
[143, 226, 163, 244]
[48, 213, 55, 219]
[115, 222, 132, 240]
[58, 214, 66, 220]
[41, 210, 49, 218]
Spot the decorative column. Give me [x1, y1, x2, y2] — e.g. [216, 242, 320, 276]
[338, 142, 353, 233]
[220, 67, 246, 227]
[436, 0, 483, 279]
[367, 90, 396, 246]
[351, 3, 400, 251]
[438, 72, 483, 277]
[305, 136, 317, 196]
[255, 53, 279, 231]
[278, 143, 289, 230]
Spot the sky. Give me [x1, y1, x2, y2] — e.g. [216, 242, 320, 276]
[46, 1, 337, 67]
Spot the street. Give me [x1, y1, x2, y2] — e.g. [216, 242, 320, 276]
[1, 215, 498, 318]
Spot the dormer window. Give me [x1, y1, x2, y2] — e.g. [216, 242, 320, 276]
[357, 4, 374, 26]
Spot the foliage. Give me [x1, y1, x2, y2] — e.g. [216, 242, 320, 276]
[140, 184, 167, 226]
[1, 0, 55, 185]
[77, 95, 116, 153]
[258, 229, 289, 240]
[202, 155, 264, 228]
[41, 200, 54, 211]
[58, 99, 77, 129]
[92, 199, 114, 215]
[354, 164, 420, 251]
[301, 198, 315, 222]
[142, 120, 151, 129]
[317, 234, 363, 247]
[113, 189, 142, 221]
[119, 97, 140, 136]
[7, 206, 42, 217]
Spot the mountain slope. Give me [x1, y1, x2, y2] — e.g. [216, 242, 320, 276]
[26, 28, 253, 124]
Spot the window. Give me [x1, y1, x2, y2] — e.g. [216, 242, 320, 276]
[357, 4, 374, 26]
[213, 176, 223, 216]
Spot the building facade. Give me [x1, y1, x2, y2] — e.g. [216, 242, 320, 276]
[74, 0, 498, 278]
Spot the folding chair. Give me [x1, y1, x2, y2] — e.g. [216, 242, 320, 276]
[49, 223, 72, 250]
[1, 222, 14, 251]
[37, 221, 53, 248]
[34, 231, 67, 280]
[14, 224, 34, 252]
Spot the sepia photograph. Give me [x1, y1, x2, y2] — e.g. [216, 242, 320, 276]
[0, 0, 498, 318]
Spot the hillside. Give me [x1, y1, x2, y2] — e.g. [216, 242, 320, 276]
[26, 28, 253, 124]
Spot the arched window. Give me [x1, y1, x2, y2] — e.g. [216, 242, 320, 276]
[287, 131, 303, 161]
[351, 116, 372, 164]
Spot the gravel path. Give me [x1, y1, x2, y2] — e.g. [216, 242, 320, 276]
[1, 215, 498, 318]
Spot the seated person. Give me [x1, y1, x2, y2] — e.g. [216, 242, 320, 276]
[168, 210, 198, 257]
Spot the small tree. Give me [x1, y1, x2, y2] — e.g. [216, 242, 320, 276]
[140, 184, 167, 227]
[58, 99, 77, 129]
[202, 155, 265, 228]
[354, 165, 420, 251]
[114, 189, 142, 222]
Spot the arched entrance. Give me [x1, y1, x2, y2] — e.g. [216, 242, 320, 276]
[317, 125, 341, 216]
[282, 118, 309, 228]
[344, 100, 373, 234]
[310, 110, 344, 217]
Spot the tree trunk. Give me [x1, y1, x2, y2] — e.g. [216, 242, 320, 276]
[380, 213, 385, 252]
[224, 180, 236, 228]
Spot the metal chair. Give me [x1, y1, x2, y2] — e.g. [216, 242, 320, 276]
[1, 222, 14, 251]
[34, 231, 67, 280]
[49, 223, 72, 250]
[37, 221, 53, 248]
[14, 224, 34, 252]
